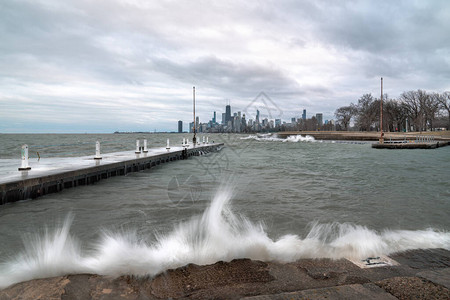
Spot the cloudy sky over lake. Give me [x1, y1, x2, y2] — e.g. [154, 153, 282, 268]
[1, 0, 449, 133]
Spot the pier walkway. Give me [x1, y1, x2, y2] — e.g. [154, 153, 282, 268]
[0, 143, 223, 205]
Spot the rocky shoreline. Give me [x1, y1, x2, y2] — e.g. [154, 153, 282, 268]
[1, 248, 449, 299]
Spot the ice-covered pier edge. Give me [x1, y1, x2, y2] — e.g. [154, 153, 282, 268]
[0, 142, 224, 205]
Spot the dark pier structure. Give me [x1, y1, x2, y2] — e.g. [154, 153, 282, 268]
[372, 140, 449, 149]
[0, 143, 223, 205]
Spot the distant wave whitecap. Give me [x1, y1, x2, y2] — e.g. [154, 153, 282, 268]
[241, 134, 315, 142]
[0, 185, 449, 289]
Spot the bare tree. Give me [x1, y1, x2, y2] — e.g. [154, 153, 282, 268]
[422, 93, 440, 130]
[383, 95, 408, 131]
[335, 105, 356, 130]
[355, 94, 378, 131]
[436, 92, 450, 129]
[400, 90, 427, 131]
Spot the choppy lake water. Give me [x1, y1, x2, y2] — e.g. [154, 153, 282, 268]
[0, 133, 449, 288]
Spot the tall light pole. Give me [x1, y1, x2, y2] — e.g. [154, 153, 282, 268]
[192, 86, 197, 145]
[379, 77, 384, 144]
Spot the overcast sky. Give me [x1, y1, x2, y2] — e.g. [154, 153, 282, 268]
[1, 0, 449, 133]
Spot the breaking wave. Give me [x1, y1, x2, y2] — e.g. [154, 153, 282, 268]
[1, 185, 449, 289]
[241, 133, 315, 142]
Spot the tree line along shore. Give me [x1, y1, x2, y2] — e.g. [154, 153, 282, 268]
[334, 90, 450, 132]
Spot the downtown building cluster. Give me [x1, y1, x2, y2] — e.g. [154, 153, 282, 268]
[179, 105, 335, 133]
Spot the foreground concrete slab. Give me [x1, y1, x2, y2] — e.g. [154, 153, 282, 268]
[416, 268, 450, 290]
[1, 249, 449, 299]
[389, 248, 450, 270]
[376, 276, 450, 300]
[242, 283, 397, 300]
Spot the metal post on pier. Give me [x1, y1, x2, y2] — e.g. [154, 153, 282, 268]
[192, 86, 197, 145]
[206, 136, 209, 144]
[135, 140, 141, 154]
[166, 138, 170, 151]
[18, 144, 31, 171]
[143, 139, 149, 153]
[202, 136, 205, 144]
[379, 77, 384, 144]
[94, 141, 102, 160]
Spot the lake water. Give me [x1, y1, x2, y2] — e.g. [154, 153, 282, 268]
[0, 133, 449, 288]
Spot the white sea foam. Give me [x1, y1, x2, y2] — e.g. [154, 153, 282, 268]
[241, 133, 315, 142]
[1, 185, 449, 289]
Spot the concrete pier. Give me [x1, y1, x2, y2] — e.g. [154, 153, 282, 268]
[372, 141, 449, 149]
[0, 143, 223, 205]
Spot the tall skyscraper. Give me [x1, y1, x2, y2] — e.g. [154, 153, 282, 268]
[178, 120, 183, 133]
[225, 105, 231, 123]
[256, 110, 260, 124]
[302, 109, 306, 121]
[213, 111, 216, 123]
[316, 113, 323, 127]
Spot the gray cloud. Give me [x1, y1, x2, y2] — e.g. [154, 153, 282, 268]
[150, 55, 302, 97]
[0, 0, 449, 133]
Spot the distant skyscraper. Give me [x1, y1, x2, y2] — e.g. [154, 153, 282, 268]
[291, 117, 296, 123]
[222, 113, 226, 125]
[225, 105, 231, 123]
[178, 120, 183, 133]
[256, 110, 260, 124]
[213, 111, 216, 123]
[316, 113, 323, 127]
[302, 109, 306, 121]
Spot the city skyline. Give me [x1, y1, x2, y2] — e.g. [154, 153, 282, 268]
[187, 103, 331, 134]
[1, 1, 449, 133]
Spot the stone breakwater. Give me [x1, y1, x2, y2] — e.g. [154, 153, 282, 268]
[1, 248, 449, 299]
[277, 131, 450, 142]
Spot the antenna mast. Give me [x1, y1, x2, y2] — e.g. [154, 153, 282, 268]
[379, 77, 384, 143]
[193, 86, 197, 145]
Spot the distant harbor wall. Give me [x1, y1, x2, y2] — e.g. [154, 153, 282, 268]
[0, 143, 223, 205]
[371, 141, 449, 149]
[277, 131, 450, 142]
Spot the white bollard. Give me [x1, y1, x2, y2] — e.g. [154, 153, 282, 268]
[18, 144, 31, 171]
[94, 141, 102, 160]
[206, 136, 209, 144]
[202, 136, 205, 144]
[135, 140, 141, 154]
[143, 139, 148, 153]
[166, 138, 170, 151]
[186, 138, 189, 147]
